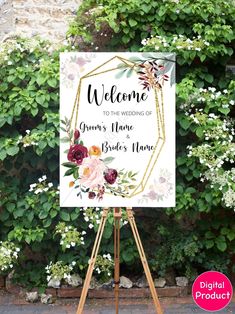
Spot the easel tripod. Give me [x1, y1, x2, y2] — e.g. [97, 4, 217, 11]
[76, 208, 163, 314]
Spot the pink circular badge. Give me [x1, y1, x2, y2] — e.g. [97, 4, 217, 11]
[192, 271, 233, 312]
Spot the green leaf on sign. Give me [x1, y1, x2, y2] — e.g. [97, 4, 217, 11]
[64, 168, 75, 176]
[103, 157, 115, 165]
[62, 162, 77, 168]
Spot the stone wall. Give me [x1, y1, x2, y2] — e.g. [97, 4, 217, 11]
[0, 0, 14, 38]
[0, 0, 81, 42]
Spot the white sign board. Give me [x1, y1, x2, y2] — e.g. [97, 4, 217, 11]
[60, 52, 175, 207]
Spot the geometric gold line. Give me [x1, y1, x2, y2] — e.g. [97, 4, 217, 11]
[68, 55, 166, 199]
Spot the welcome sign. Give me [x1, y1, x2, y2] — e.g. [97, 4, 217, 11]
[60, 52, 175, 207]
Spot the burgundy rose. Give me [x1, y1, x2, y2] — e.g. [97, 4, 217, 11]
[88, 191, 96, 199]
[104, 169, 118, 185]
[67, 144, 88, 165]
[74, 129, 80, 141]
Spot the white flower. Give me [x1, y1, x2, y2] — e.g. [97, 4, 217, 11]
[141, 39, 147, 46]
[106, 253, 112, 261]
[82, 231, 86, 235]
[8, 61, 13, 65]
[88, 223, 94, 229]
[84, 216, 89, 222]
[13, 252, 18, 258]
[42, 175, 47, 180]
[48, 182, 53, 188]
[26, 130, 30, 134]
[47, 276, 51, 281]
[71, 242, 76, 247]
[72, 261, 76, 266]
[66, 244, 71, 248]
[34, 188, 42, 194]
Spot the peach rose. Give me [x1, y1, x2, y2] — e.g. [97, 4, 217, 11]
[89, 145, 102, 157]
[79, 157, 106, 189]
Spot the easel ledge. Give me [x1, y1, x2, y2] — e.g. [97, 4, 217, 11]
[76, 207, 164, 314]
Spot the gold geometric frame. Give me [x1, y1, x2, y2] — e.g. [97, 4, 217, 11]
[69, 55, 166, 198]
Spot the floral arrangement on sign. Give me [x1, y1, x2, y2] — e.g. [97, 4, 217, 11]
[61, 117, 138, 200]
[115, 54, 174, 90]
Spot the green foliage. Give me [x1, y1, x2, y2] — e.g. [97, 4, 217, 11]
[45, 260, 76, 283]
[0, 37, 116, 289]
[149, 221, 230, 280]
[13, 262, 47, 292]
[68, 0, 235, 55]
[55, 222, 86, 251]
[68, 0, 235, 278]
[0, 241, 20, 274]
[94, 254, 114, 282]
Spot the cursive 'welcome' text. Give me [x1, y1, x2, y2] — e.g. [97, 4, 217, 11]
[87, 84, 148, 106]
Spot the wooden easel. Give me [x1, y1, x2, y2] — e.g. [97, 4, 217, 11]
[76, 207, 163, 314]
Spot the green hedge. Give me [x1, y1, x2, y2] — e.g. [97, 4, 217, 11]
[69, 0, 235, 278]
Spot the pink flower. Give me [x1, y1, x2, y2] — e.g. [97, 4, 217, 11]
[79, 157, 106, 189]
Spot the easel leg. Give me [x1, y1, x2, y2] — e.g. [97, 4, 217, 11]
[76, 208, 109, 314]
[126, 208, 164, 314]
[114, 208, 121, 314]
